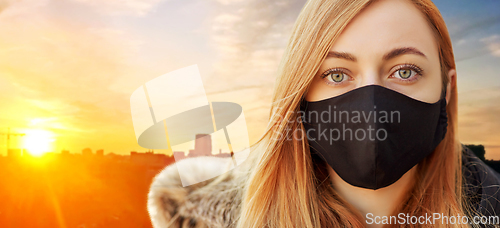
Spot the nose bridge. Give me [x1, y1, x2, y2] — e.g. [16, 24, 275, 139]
[359, 67, 383, 87]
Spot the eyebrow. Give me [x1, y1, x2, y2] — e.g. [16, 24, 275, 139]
[326, 47, 427, 62]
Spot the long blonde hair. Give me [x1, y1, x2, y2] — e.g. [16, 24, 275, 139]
[235, 0, 466, 227]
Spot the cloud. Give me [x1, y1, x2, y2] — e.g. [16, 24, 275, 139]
[455, 38, 467, 46]
[0, 0, 167, 17]
[0, 0, 237, 154]
[0, 0, 11, 13]
[481, 34, 500, 57]
[71, 0, 167, 16]
[215, 0, 244, 6]
[0, 2, 153, 153]
[207, 0, 304, 93]
[458, 87, 500, 158]
[0, 0, 48, 17]
[204, 0, 305, 141]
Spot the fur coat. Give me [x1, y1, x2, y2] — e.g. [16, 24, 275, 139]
[147, 156, 247, 228]
[147, 145, 500, 228]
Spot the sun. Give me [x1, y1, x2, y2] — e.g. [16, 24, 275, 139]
[23, 129, 55, 157]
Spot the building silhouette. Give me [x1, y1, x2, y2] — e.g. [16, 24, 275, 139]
[130, 151, 172, 168]
[173, 151, 186, 160]
[82, 148, 92, 156]
[171, 134, 232, 161]
[188, 134, 212, 157]
[7, 148, 24, 157]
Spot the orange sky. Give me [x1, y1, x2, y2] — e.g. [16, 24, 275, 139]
[0, 0, 499, 159]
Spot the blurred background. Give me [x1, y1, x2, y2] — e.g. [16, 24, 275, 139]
[0, 0, 498, 227]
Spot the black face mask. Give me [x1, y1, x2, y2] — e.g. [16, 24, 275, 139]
[300, 85, 448, 190]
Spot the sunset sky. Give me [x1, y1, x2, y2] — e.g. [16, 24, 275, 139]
[0, 0, 499, 158]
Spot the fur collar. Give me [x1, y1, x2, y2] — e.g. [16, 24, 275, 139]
[147, 146, 500, 227]
[147, 156, 246, 228]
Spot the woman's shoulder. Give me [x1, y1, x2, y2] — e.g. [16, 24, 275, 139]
[147, 156, 246, 228]
[462, 144, 500, 217]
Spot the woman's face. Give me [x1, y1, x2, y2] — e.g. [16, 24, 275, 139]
[306, 0, 446, 103]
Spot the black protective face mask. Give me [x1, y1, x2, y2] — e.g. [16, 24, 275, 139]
[301, 85, 448, 190]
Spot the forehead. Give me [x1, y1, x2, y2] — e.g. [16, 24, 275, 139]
[330, 0, 438, 59]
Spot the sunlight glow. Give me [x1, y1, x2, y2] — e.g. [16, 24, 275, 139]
[23, 129, 55, 157]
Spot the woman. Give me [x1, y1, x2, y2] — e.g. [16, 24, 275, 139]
[147, 0, 500, 227]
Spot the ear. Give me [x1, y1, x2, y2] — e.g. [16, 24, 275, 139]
[445, 69, 456, 104]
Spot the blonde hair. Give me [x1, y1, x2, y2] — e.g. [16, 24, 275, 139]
[235, 0, 468, 227]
